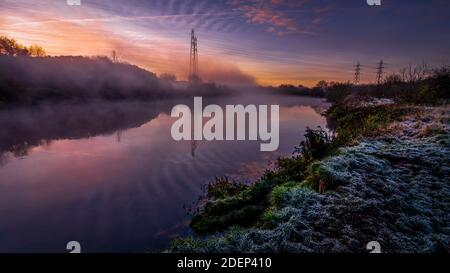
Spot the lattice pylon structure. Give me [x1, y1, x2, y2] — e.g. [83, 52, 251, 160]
[189, 29, 199, 82]
[354, 62, 361, 85]
[376, 59, 385, 84]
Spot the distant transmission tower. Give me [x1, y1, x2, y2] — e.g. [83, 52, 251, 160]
[376, 60, 385, 84]
[354, 62, 361, 85]
[112, 50, 118, 63]
[189, 29, 199, 82]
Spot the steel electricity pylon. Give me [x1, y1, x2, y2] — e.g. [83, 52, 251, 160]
[189, 29, 199, 83]
[354, 62, 361, 85]
[376, 59, 385, 84]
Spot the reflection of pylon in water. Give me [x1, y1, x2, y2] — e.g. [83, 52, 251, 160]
[191, 140, 198, 157]
[189, 29, 199, 83]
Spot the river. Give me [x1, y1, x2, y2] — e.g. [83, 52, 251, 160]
[0, 92, 329, 252]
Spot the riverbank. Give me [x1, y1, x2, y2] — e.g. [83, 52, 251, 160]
[168, 97, 450, 253]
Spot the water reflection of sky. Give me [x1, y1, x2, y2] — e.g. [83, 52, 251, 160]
[0, 95, 329, 252]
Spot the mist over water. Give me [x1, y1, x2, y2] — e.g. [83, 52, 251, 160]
[0, 92, 329, 252]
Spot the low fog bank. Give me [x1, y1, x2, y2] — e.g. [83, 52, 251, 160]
[0, 55, 233, 106]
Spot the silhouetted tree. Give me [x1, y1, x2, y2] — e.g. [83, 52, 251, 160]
[160, 73, 177, 82]
[28, 45, 46, 57]
[0, 36, 30, 56]
[384, 74, 403, 84]
[315, 80, 328, 89]
[400, 62, 429, 83]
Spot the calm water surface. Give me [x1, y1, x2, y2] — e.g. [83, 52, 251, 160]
[0, 93, 329, 252]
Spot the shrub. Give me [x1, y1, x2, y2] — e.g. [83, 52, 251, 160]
[190, 176, 283, 234]
[325, 83, 352, 103]
[269, 184, 294, 207]
[294, 127, 337, 164]
[204, 177, 247, 200]
[258, 208, 281, 229]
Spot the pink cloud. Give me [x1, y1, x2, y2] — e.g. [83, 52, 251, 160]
[228, 0, 327, 36]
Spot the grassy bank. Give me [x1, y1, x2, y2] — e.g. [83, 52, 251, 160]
[168, 97, 450, 253]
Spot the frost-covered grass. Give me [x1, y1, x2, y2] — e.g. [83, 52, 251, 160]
[188, 126, 337, 235]
[171, 135, 449, 253]
[169, 103, 450, 253]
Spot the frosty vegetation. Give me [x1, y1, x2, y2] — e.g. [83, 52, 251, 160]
[169, 89, 450, 253]
[171, 136, 449, 252]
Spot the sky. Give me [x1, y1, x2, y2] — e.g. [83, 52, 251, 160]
[1, 0, 450, 87]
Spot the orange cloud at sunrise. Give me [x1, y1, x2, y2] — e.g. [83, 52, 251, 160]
[0, 0, 350, 87]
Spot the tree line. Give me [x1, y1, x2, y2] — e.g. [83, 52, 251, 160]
[0, 36, 46, 57]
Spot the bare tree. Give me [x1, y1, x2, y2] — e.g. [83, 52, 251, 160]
[400, 62, 429, 83]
